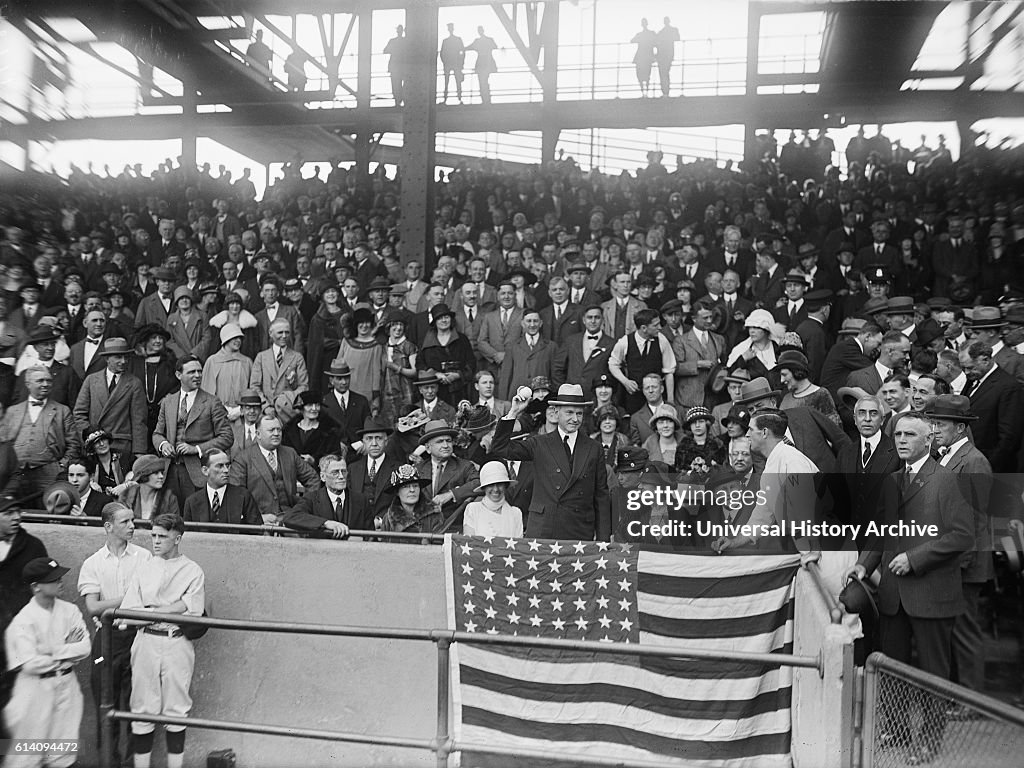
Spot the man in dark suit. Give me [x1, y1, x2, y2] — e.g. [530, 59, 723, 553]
[926, 395, 993, 696]
[960, 341, 1024, 472]
[132, 267, 176, 329]
[750, 251, 785, 310]
[254, 277, 306, 356]
[849, 412, 974, 764]
[68, 309, 108, 382]
[772, 270, 811, 332]
[498, 310, 556, 401]
[72, 337, 148, 459]
[415, 420, 480, 531]
[855, 220, 902, 283]
[229, 412, 321, 525]
[320, 362, 372, 450]
[351, 243, 388, 296]
[835, 394, 901, 548]
[719, 270, 756, 350]
[152, 355, 234, 507]
[820, 320, 880, 400]
[794, 290, 833, 383]
[13, 325, 80, 407]
[565, 262, 601, 308]
[181, 450, 261, 526]
[347, 418, 401, 521]
[707, 226, 755, 286]
[553, 305, 614, 395]
[283, 453, 371, 536]
[539, 277, 583, 346]
[491, 384, 611, 540]
[841, 330, 911, 429]
[9, 282, 44, 338]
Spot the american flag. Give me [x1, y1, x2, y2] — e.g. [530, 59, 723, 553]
[445, 536, 800, 767]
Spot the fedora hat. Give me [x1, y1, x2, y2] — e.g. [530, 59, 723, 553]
[474, 460, 513, 493]
[324, 361, 352, 378]
[881, 296, 915, 315]
[418, 419, 459, 445]
[238, 388, 263, 407]
[1006, 306, 1024, 326]
[414, 369, 441, 387]
[219, 323, 245, 346]
[724, 368, 751, 385]
[547, 383, 593, 407]
[804, 289, 833, 310]
[27, 326, 60, 345]
[43, 482, 81, 517]
[151, 267, 176, 282]
[367, 276, 391, 292]
[968, 306, 1005, 329]
[98, 337, 131, 356]
[565, 261, 592, 275]
[923, 394, 977, 422]
[838, 317, 868, 336]
[356, 417, 394, 438]
[838, 385, 873, 410]
[387, 463, 431, 492]
[796, 242, 820, 259]
[783, 269, 811, 287]
[735, 377, 782, 406]
[463, 405, 497, 434]
[859, 297, 889, 317]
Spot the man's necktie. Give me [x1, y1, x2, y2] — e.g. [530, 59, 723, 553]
[555, 306, 561, 321]
[275, 348, 284, 367]
[876, 245, 883, 256]
[29, 400, 44, 407]
[211, 491, 220, 519]
[335, 495, 345, 522]
[789, 304, 796, 322]
[574, 290, 582, 303]
[501, 310, 509, 329]
[467, 308, 474, 323]
[862, 441, 872, 467]
[433, 462, 444, 496]
[267, 450, 278, 472]
[726, 298, 735, 314]
[179, 394, 188, 422]
[108, 375, 117, 394]
[508, 462, 518, 481]
[643, 339, 651, 356]
[368, 459, 378, 483]
[563, 435, 573, 464]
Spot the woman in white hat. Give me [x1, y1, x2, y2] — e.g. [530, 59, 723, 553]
[725, 308, 781, 380]
[207, 290, 258, 361]
[462, 461, 523, 538]
[200, 323, 253, 423]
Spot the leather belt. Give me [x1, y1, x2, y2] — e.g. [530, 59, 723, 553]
[39, 667, 73, 679]
[143, 626, 184, 638]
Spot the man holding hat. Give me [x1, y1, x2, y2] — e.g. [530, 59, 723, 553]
[925, 394, 993, 697]
[250, 318, 309, 418]
[0, 366, 81, 499]
[415, 419, 480, 529]
[492, 383, 611, 540]
[133, 266, 176, 329]
[201, 323, 253, 423]
[73, 337, 149, 459]
[4, 557, 90, 768]
[14, 324, 80, 407]
[321, 362, 373, 450]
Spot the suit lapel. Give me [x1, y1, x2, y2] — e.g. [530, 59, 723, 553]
[548, 431, 572, 476]
[186, 391, 205, 429]
[901, 460, 932, 506]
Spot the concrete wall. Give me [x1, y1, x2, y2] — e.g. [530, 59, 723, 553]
[30, 524, 447, 768]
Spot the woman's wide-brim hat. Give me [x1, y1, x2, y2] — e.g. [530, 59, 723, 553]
[547, 383, 593, 407]
[418, 419, 460, 445]
[648, 403, 681, 430]
[743, 309, 774, 332]
[131, 454, 166, 480]
[388, 463, 431, 491]
[474, 460, 513, 493]
[429, 303, 456, 324]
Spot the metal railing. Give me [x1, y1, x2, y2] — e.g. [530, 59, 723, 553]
[861, 652, 1024, 768]
[99, 608, 822, 768]
[21, 511, 445, 543]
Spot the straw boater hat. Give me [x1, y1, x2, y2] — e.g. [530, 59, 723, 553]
[547, 384, 593, 407]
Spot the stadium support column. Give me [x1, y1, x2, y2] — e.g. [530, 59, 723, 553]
[355, 2, 373, 184]
[541, 2, 560, 163]
[182, 79, 197, 171]
[397, 1, 438, 268]
[743, 4, 762, 169]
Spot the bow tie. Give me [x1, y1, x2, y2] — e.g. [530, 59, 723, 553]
[938, 445, 951, 456]
[29, 400, 44, 407]
[265, 304, 277, 311]
[587, 334, 600, 341]
[85, 337, 100, 345]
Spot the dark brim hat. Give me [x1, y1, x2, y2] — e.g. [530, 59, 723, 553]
[388, 464, 432, 491]
[152, 267, 176, 282]
[356, 417, 395, 438]
[615, 447, 649, 472]
[238, 389, 263, 406]
[296, 390, 321, 407]
[735, 377, 782, 406]
[506, 268, 538, 287]
[923, 394, 977, 422]
[705, 466, 741, 491]
[418, 419, 460, 445]
[28, 326, 60, 345]
[414, 370, 441, 387]
[566, 262, 592, 275]
[721, 406, 752, 428]
[367, 276, 391, 292]
[429, 304, 456, 325]
[133, 324, 171, 346]
[84, 426, 113, 448]
[839, 574, 878, 618]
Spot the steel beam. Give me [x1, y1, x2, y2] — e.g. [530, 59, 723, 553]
[397, 0, 438, 268]
[354, 1, 372, 181]
[540, 1, 559, 162]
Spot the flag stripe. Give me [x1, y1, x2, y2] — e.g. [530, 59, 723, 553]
[462, 707, 792, 760]
[638, 552, 801, 579]
[460, 665, 792, 721]
[640, 600, 794, 639]
[458, 646, 792, 701]
[638, 566, 796, 599]
[640, 584, 794, 621]
[638, 626, 793, 656]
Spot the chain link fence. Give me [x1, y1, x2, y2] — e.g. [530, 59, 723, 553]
[862, 653, 1024, 768]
